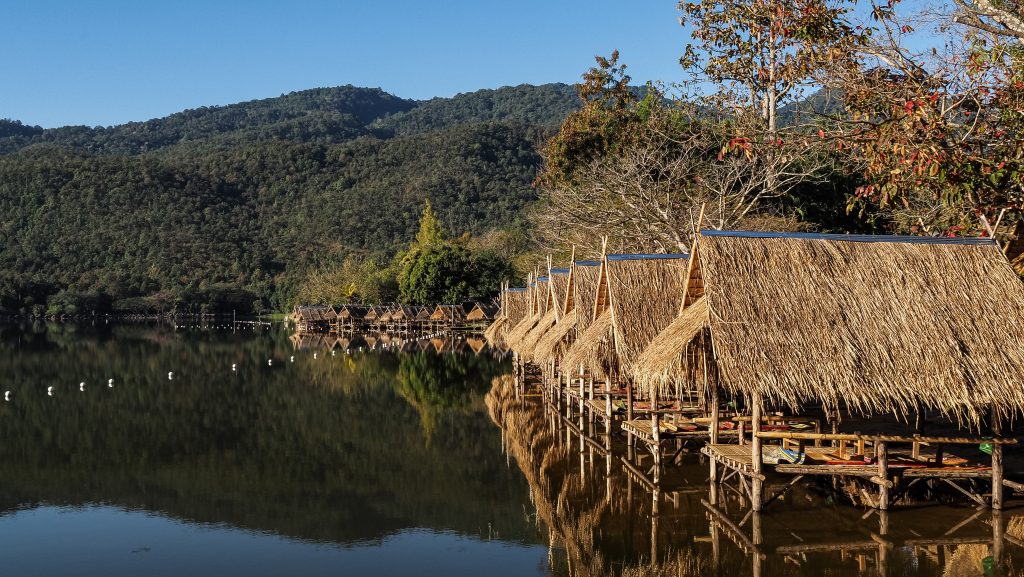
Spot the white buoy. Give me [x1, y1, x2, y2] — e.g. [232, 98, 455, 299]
[168, 372, 174, 380]
[4, 391, 10, 401]
[231, 363, 237, 371]
[313, 353, 318, 359]
[290, 356, 295, 363]
[47, 386, 54, 397]
[331, 350, 336, 357]
[267, 359, 273, 366]
[79, 382, 86, 392]
[108, 379, 114, 388]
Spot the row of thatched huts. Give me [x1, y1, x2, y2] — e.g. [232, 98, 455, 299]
[486, 229, 1024, 512]
[293, 302, 499, 334]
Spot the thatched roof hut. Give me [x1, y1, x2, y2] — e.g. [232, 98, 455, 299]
[515, 268, 571, 361]
[337, 304, 369, 321]
[560, 252, 689, 380]
[364, 305, 383, 323]
[429, 304, 468, 323]
[632, 230, 1024, 425]
[415, 306, 433, 322]
[533, 260, 601, 366]
[390, 305, 417, 322]
[465, 302, 499, 321]
[322, 306, 338, 322]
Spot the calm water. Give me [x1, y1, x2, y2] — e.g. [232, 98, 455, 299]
[0, 322, 547, 577]
[1, 322, 1022, 577]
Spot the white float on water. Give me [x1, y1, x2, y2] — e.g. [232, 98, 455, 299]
[267, 359, 273, 366]
[79, 382, 86, 392]
[290, 356, 295, 363]
[4, 391, 10, 402]
[108, 379, 114, 388]
[168, 372, 174, 380]
[313, 353, 318, 359]
[47, 386, 54, 396]
[231, 363, 237, 371]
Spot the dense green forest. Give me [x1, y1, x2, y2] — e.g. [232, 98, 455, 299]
[0, 84, 581, 316]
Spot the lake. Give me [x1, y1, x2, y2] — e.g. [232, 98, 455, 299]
[1, 322, 1021, 576]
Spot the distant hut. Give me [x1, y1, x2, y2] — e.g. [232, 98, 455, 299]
[390, 305, 418, 332]
[560, 251, 689, 383]
[336, 304, 369, 332]
[415, 305, 433, 324]
[515, 266, 571, 361]
[378, 307, 396, 331]
[363, 305, 383, 330]
[429, 304, 468, 329]
[466, 302, 499, 323]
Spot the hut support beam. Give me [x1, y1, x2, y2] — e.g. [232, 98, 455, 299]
[751, 395, 764, 512]
[992, 405, 1004, 510]
[877, 441, 890, 511]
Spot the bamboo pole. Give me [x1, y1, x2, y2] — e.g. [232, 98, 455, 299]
[751, 395, 764, 512]
[877, 441, 890, 511]
[992, 405, 1004, 510]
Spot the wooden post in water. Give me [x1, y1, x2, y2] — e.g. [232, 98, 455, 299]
[751, 395, 764, 512]
[993, 509, 1005, 573]
[992, 405, 1004, 510]
[710, 382, 720, 484]
[652, 388, 661, 485]
[877, 441, 890, 511]
[626, 383, 635, 449]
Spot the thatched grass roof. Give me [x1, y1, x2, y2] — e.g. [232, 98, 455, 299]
[533, 261, 601, 366]
[363, 305, 382, 321]
[338, 305, 369, 320]
[514, 270, 570, 359]
[560, 309, 613, 377]
[632, 296, 712, 399]
[504, 278, 550, 350]
[652, 230, 1024, 425]
[560, 253, 689, 379]
[465, 302, 498, 321]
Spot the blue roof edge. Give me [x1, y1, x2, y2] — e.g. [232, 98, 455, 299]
[700, 229, 996, 246]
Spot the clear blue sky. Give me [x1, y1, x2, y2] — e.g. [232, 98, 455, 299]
[0, 1, 687, 128]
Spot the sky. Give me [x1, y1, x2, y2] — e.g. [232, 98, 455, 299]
[0, 1, 688, 128]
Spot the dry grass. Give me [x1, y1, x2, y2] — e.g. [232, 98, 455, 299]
[534, 309, 578, 366]
[505, 279, 549, 350]
[561, 309, 614, 378]
[699, 234, 1024, 425]
[515, 273, 570, 360]
[632, 296, 710, 398]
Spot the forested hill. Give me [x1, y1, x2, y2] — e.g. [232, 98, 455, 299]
[0, 84, 581, 316]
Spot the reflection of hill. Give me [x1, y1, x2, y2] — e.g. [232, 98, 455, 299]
[0, 323, 539, 547]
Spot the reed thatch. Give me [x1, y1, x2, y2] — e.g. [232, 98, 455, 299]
[504, 278, 549, 350]
[485, 288, 527, 346]
[659, 230, 1024, 425]
[560, 254, 688, 380]
[465, 302, 498, 321]
[515, 270, 570, 360]
[533, 261, 601, 366]
[560, 309, 613, 377]
[363, 305, 382, 322]
[632, 296, 714, 400]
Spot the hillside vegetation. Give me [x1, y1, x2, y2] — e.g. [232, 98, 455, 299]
[0, 84, 581, 315]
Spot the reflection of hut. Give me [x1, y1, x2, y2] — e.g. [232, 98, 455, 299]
[560, 251, 688, 382]
[647, 231, 1024, 512]
[465, 336, 487, 356]
[515, 267, 570, 362]
[484, 287, 528, 347]
[295, 305, 332, 332]
[363, 334, 379, 349]
[534, 260, 601, 370]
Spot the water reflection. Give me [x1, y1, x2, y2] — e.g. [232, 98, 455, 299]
[0, 322, 542, 575]
[487, 375, 1024, 577]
